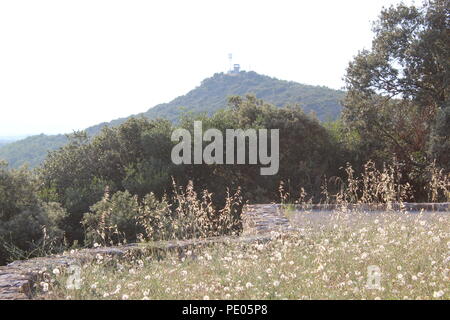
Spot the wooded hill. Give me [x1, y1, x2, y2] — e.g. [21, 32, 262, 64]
[0, 71, 344, 168]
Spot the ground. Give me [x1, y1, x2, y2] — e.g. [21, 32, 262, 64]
[36, 209, 449, 300]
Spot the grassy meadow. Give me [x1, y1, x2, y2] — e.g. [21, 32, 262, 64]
[36, 209, 449, 300]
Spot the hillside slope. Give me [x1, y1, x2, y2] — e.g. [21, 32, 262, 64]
[87, 71, 344, 134]
[0, 71, 344, 168]
[0, 134, 68, 168]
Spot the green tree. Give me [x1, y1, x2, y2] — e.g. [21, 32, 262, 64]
[343, 0, 449, 171]
[0, 162, 67, 264]
[39, 118, 178, 243]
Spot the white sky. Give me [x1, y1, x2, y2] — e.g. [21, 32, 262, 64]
[0, 0, 416, 137]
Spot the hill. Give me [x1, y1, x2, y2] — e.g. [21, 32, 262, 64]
[0, 71, 344, 168]
[87, 71, 344, 134]
[0, 134, 68, 168]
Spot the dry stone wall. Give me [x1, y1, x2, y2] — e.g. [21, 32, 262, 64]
[0, 204, 287, 300]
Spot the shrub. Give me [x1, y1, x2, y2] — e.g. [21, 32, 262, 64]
[0, 163, 67, 264]
[82, 180, 244, 246]
[82, 190, 142, 246]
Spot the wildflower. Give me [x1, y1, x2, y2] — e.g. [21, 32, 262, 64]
[246, 282, 253, 289]
[204, 253, 212, 261]
[433, 291, 444, 298]
[122, 294, 129, 300]
[273, 280, 280, 287]
[40, 282, 49, 292]
[256, 244, 264, 251]
[52, 268, 60, 275]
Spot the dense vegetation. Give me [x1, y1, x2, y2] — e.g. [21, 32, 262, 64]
[0, 72, 344, 169]
[36, 96, 339, 244]
[340, 0, 449, 197]
[0, 162, 68, 264]
[0, 0, 448, 267]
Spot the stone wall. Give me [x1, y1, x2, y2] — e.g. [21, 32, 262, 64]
[0, 204, 284, 300]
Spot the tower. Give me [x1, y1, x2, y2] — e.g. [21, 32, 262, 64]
[227, 53, 240, 75]
[228, 53, 233, 73]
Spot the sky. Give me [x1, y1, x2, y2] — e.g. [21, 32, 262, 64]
[0, 0, 417, 137]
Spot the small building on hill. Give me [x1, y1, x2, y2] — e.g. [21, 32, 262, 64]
[228, 64, 241, 75]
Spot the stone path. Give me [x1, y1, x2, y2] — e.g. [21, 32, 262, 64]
[242, 204, 293, 234]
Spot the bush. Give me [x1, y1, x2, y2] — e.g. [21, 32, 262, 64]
[82, 190, 142, 246]
[0, 162, 67, 265]
[82, 180, 243, 246]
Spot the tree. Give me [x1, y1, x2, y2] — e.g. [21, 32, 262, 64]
[179, 95, 341, 201]
[0, 162, 67, 264]
[38, 118, 178, 243]
[343, 0, 449, 170]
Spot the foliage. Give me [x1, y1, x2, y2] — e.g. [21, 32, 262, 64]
[83, 180, 243, 246]
[342, 0, 449, 174]
[0, 162, 68, 264]
[37, 96, 340, 245]
[139, 71, 344, 123]
[38, 120, 177, 243]
[0, 134, 67, 169]
[83, 190, 142, 246]
[0, 71, 344, 169]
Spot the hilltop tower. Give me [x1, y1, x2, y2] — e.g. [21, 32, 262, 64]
[227, 53, 240, 75]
